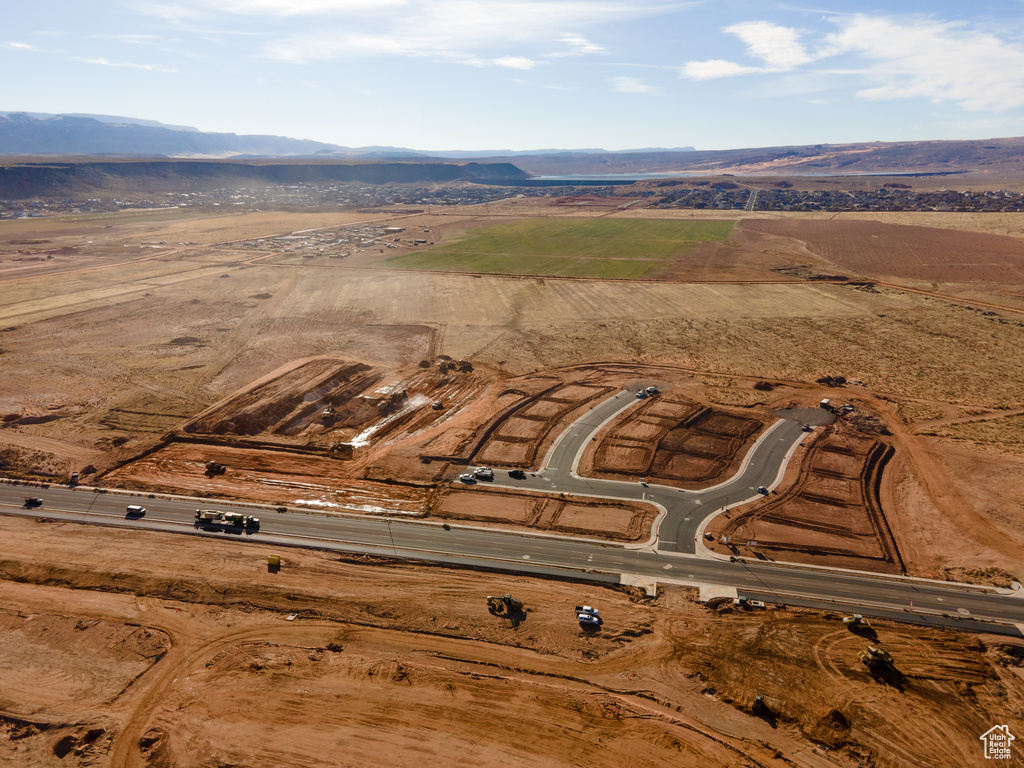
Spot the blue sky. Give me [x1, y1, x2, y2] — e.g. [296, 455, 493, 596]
[5, 1, 1024, 151]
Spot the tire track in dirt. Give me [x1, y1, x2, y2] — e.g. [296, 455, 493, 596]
[909, 406, 1024, 434]
[188, 272, 299, 395]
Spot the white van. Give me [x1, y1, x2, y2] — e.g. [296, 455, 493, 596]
[126, 505, 146, 517]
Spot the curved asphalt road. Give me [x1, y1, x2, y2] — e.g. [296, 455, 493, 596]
[475, 389, 809, 553]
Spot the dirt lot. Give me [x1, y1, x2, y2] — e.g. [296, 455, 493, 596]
[430, 487, 655, 540]
[708, 423, 901, 573]
[0, 516, 1020, 768]
[584, 396, 766, 488]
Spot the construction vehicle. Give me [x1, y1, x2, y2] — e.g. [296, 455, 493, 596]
[486, 594, 523, 616]
[322, 406, 335, 419]
[858, 645, 893, 669]
[194, 509, 260, 530]
[843, 614, 871, 628]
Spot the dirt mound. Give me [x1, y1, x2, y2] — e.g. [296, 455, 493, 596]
[185, 358, 378, 437]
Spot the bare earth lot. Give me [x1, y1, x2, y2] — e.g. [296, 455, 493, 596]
[0, 517, 1021, 768]
[4, 200, 1024, 764]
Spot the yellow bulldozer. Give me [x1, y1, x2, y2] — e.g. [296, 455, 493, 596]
[487, 594, 524, 616]
[858, 645, 894, 669]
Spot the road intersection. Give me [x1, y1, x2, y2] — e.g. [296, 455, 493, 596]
[1, 390, 1022, 636]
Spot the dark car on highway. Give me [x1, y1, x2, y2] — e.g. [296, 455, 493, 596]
[508, 469, 526, 479]
[23, 497, 43, 507]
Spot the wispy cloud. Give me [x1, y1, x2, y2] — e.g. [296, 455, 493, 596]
[548, 33, 605, 57]
[90, 33, 168, 47]
[493, 56, 536, 70]
[78, 57, 176, 72]
[726, 21, 811, 69]
[611, 76, 659, 95]
[681, 14, 1024, 112]
[148, 1, 676, 69]
[6, 41, 41, 51]
[825, 15, 1024, 112]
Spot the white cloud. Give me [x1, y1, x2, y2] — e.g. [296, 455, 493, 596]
[156, 0, 675, 68]
[680, 13, 1024, 112]
[724, 21, 810, 69]
[6, 42, 40, 51]
[681, 59, 759, 80]
[611, 76, 659, 95]
[824, 15, 1024, 112]
[79, 57, 175, 72]
[553, 33, 605, 56]
[493, 56, 536, 70]
[681, 20, 810, 80]
[194, 0, 405, 14]
[91, 33, 166, 47]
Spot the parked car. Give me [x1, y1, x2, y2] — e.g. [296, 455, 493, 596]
[577, 605, 599, 616]
[577, 614, 600, 626]
[458, 474, 476, 483]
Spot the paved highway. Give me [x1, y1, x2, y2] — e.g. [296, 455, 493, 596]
[2, 481, 1023, 636]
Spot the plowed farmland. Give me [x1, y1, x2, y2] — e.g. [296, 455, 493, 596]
[743, 218, 1024, 303]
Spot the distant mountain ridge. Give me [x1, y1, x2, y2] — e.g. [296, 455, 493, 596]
[0, 113, 348, 158]
[3, 111, 1023, 179]
[0, 112, 695, 159]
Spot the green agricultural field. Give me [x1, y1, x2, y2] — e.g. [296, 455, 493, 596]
[384, 219, 734, 279]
